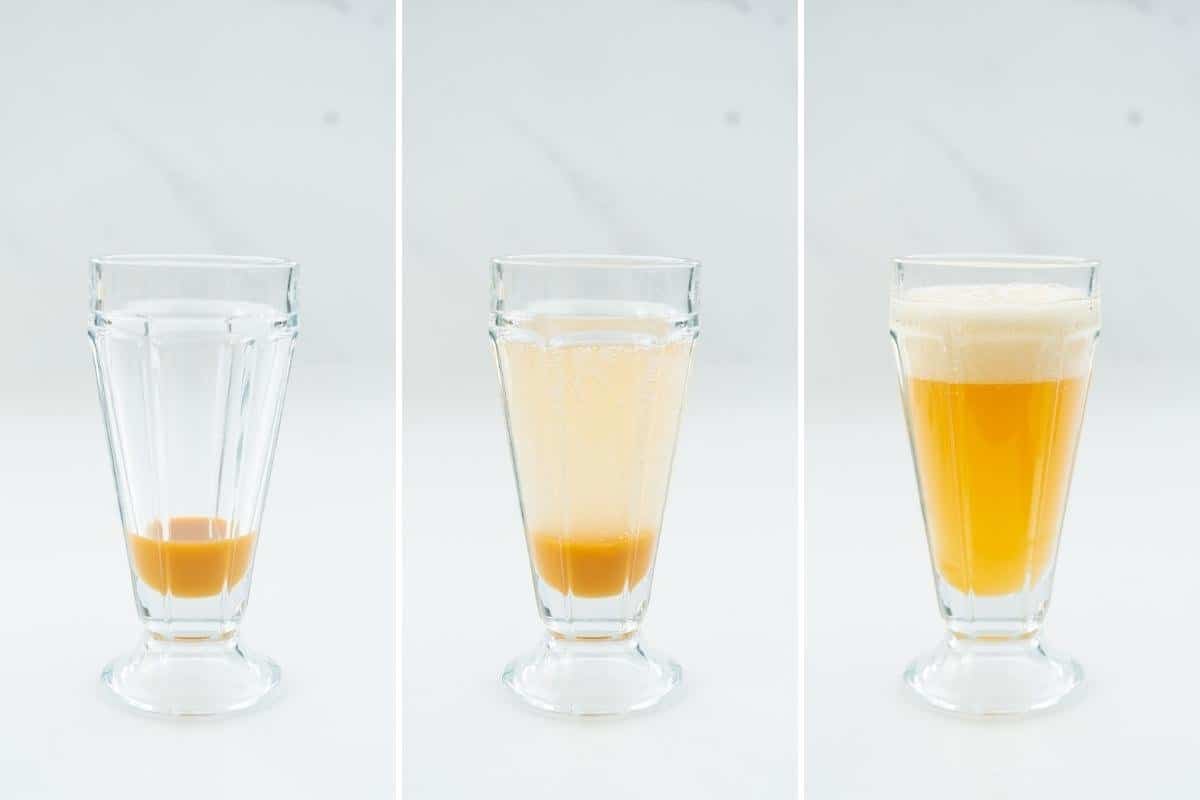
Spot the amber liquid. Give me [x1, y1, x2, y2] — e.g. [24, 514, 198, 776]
[498, 313, 692, 600]
[906, 377, 1089, 596]
[127, 516, 256, 598]
[530, 530, 657, 598]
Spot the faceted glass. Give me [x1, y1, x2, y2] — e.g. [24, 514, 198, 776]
[890, 255, 1099, 716]
[89, 255, 298, 716]
[491, 254, 699, 715]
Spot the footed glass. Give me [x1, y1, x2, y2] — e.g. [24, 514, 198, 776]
[490, 254, 699, 715]
[89, 255, 298, 716]
[890, 255, 1100, 716]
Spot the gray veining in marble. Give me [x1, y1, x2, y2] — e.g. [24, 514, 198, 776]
[914, 121, 1052, 253]
[809, 0, 1200, 424]
[405, 0, 797, 421]
[506, 116, 657, 253]
[0, 0, 394, 415]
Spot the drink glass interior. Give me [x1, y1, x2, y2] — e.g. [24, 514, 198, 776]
[890, 254, 1099, 716]
[491, 254, 699, 715]
[89, 255, 298, 716]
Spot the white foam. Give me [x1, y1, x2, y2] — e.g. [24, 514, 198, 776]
[890, 283, 1100, 383]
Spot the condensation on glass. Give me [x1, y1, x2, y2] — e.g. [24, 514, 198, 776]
[491, 254, 699, 716]
[890, 254, 1100, 716]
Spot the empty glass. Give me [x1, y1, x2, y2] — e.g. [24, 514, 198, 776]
[89, 255, 298, 716]
[890, 255, 1100, 715]
[490, 254, 699, 715]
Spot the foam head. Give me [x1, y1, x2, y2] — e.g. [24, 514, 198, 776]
[889, 283, 1100, 383]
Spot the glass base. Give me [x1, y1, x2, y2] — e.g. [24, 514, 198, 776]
[502, 635, 681, 716]
[102, 635, 280, 717]
[904, 633, 1083, 717]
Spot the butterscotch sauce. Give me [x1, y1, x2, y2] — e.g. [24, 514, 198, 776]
[127, 516, 256, 598]
[530, 529, 657, 598]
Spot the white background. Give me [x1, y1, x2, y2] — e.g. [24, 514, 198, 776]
[403, 0, 798, 797]
[808, 0, 1200, 796]
[0, 2, 394, 797]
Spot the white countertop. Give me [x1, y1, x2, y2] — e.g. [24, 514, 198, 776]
[0, 1, 395, 792]
[806, 382, 1199, 797]
[403, 396, 797, 798]
[402, 0, 799, 793]
[0, 368, 394, 798]
[807, 0, 1200, 792]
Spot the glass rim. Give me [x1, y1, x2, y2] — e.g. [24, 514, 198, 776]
[894, 253, 1099, 271]
[492, 253, 699, 270]
[91, 254, 297, 271]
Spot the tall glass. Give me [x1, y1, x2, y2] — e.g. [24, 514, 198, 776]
[490, 254, 699, 715]
[89, 255, 298, 716]
[890, 255, 1100, 715]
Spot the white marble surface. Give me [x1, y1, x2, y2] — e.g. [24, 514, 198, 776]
[0, 3, 394, 797]
[808, 0, 1200, 424]
[0, 0, 394, 415]
[403, 0, 797, 421]
[403, 0, 798, 797]
[807, 402, 1200, 798]
[808, 1, 1200, 795]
